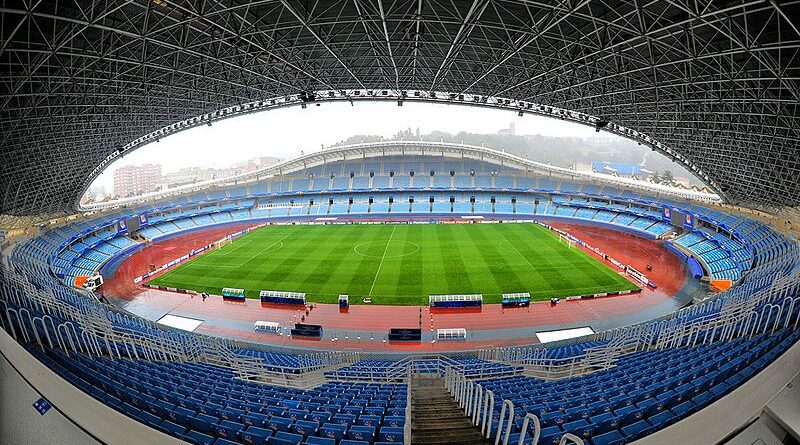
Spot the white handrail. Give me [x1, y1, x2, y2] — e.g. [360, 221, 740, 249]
[495, 399, 515, 445]
[518, 414, 541, 445]
[559, 433, 585, 445]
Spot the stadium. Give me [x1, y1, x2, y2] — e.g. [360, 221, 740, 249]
[1, 2, 799, 445]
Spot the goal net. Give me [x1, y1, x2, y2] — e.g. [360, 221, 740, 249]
[559, 234, 576, 249]
[215, 237, 233, 250]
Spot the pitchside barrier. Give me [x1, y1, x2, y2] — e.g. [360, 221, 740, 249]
[259, 290, 306, 305]
[388, 328, 422, 341]
[502, 292, 531, 307]
[290, 323, 322, 338]
[562, 289, 642, 301]
[222, 287, 246, 301]
[429, 294, 483, 308]
[436, 328, 467, 341]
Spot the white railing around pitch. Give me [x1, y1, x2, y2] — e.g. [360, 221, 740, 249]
[477, 266, 800, 380]
[0, 268, 361, 389]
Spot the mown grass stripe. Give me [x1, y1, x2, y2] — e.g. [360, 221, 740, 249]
[148, 222, 638, 305]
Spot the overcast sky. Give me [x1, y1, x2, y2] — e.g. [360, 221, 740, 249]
[91, 101, 620, 191]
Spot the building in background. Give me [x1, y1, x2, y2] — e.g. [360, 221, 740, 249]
[162, 167, 217, 188]
[497, 122, 516, 136]
[161, 156, 282, 190]
[113, 164, 162, 198]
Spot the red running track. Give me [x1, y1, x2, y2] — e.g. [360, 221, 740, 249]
[103, 221, 689, 351]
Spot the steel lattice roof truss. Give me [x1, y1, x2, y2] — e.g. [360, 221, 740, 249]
[1, 0, 798, 216]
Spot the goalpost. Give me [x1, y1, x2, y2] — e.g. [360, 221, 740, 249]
[215, 237, 233, 250]
[559, 234, 576, 249]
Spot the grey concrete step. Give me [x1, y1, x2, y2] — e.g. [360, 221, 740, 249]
[410, 375, 491, 445]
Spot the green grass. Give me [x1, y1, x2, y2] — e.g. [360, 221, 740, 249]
[148, 222, 639, 305]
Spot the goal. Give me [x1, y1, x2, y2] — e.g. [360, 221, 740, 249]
[215, 237, 233, 250]
[559, 234, 576, 249]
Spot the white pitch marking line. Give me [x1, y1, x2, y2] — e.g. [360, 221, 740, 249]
[368, 225, 396, 297]
[237, 232, 294, 266]
[217, 237, 250, 256]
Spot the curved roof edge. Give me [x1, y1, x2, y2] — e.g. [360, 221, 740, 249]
[80, 141, 720, 212]
[76, 90, 724, 208]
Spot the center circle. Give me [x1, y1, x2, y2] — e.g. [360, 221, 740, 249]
[353, 240, 421, 259]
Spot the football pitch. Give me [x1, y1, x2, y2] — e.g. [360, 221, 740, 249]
[148, 222, 639, 305]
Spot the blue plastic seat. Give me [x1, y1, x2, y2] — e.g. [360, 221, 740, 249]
[281, 400, 302, 410]
[268, 431, 303, 445]
[333, 413, 357, 426]
[244, 413, 269, 428]
[621, 420, 651, 440]
[287, 409, 307, 421]
[357, 414, 381, 426]
[189, 414, 219, 435]
[562, 418, 589, 432]
[268, 416, 293, 433]
[291, 420, 319, 436]
[216, 420, 245, 440]
[221, 407, 246, 422]
[538, 426, 563, 445]
[185, 430, 215, 445]
[308, 411, 332, 424]
[242, 426, 273, 445]
[340, 441, 369, 445]
[383, 416, 405, 427]
[347, 425, 376, 442]
[591, 429, 625, 445]
[363, 407, 385, 416]
[160, 419, 186, 437]
[303, 437, 335, 445]
[168, 406, 197, 426]
[670, 400, 697, 417]
[647, 410, 676, 429]
[378, 426, 404, 442]
[200, 402, 224, 417]
[319, 422, 347, 440]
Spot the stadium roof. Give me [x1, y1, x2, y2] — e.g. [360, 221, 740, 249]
[1, 0, 799, 216]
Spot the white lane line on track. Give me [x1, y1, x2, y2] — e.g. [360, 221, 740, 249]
[368, 225, 396, 297]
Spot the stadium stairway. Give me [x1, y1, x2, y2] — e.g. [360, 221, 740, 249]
[410, 375, 491, 445]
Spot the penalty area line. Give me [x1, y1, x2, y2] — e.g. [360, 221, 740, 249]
[234, 232, 294, 267]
